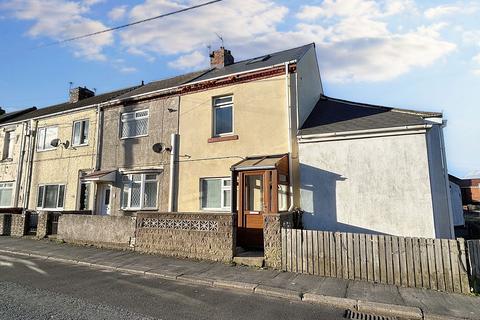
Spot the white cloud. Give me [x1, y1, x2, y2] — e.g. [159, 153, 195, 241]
[296, 0, 415, 20]
[119, 0, 288, 59]
[108, 5, 127, 21]
[168, 51, 207, 70]
[2, 0, 113, 61]
[424, 3, 478, 19]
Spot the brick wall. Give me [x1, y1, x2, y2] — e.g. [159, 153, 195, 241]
[58, 215, 136, 249]
[135, 212, 236, 262]
[11, 214, 26, 237]
[0, 214, 11, 235]
[263, 212, 293, 269]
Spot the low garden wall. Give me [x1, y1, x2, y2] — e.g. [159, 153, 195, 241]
[57, 215, 136, 249]
[135, 212, 236, 262]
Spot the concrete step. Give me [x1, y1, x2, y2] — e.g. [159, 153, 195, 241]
[233, 250, 265, 268]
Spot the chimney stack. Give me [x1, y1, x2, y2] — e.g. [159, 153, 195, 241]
[209, 47, 234, 69]
[69, 86, 95, 103]
[0, 107, 5, 116]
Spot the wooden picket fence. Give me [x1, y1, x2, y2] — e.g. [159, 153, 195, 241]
[467, 240, 480, 292]
[281, 228, 473, 294]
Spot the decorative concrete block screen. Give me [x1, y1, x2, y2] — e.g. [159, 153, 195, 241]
[468, 240, 480, 292]
[281, 229, 472, 294]
[135, 212, 236, 262]
[57, 215, 136, 249]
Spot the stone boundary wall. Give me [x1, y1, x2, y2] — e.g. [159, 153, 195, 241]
[11, 214, 26, 237]
[135, 212, 236, 262]
[57, 215, 136, 250]
[0, 214, 12, 235]
[263, 212, 293, 268]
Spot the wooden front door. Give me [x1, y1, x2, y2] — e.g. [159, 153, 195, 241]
[237, 171, 269, 248]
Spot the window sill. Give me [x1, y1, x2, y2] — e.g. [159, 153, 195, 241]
[208, 135, 238, 143]
[120, 134, 148, 140]
[0, 158, 13, 163]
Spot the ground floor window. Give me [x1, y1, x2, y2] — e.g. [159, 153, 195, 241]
[121, 173, 158, 210]
[37, 184, 65, 209]
[200, 177, 231, 210]
[0, 182, 13, 207]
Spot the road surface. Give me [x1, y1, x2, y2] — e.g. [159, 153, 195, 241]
[0, 252, 346, 319]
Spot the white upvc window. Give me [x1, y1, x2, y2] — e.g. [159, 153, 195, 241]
[200, 177, 231, 211]
[212, 96, 233, 136]
[0, 182, 13, 207]
[3, 131, 15, 160]
[120, 109, 149, 139]
[121, 173, 158, 210]
[37, 184, 65, 209]
[37, 126, 58, 151]
[72, 120, 89, 146]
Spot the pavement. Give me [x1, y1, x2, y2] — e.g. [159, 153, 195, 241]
[0, 252, 345, 320]
[1, 236, 479, 320]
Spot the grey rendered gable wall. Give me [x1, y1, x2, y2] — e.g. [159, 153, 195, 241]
[425, 124, 454, 238]
[296, 45, 323, 128]
[100, 96, 180, 214]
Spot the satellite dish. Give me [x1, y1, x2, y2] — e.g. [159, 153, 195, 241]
[152, 143, 166, 153]
[50, 138, 60, 147]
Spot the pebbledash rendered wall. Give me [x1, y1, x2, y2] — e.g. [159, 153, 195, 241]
[135, 212, 236, 262]
[57, 215, 136, 249]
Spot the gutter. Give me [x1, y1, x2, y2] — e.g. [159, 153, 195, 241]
[285, 62, 295, 212]
[22, 119, 37, 211]
[13, 122, 26, 207]
[101, 60, 298, 107]
[298, 124, 433, 143]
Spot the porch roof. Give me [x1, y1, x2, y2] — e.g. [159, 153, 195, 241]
[231, 154, 288, 171]
[82, 170, 116, 182]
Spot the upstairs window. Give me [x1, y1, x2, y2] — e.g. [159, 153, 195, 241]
[213, 96, 233, 136]
[0, 182, 13, 207]
[37, 126, 58, 151]
[200, 177, 231, 210]
[3, 131, 15, 160]
[37, 184, 65, 209]
[120, 109, 149, 138]
[121, 173, 158, 210]
[72, 120, 89, 146]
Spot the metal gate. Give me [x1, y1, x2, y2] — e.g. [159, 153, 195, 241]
[26, 212, 39, 235]
[47, 213, 61, 235]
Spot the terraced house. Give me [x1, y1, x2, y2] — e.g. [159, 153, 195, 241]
[0, 43, 455, 264]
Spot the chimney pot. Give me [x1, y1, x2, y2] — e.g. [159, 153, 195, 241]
[69, 87, 95, 103]
[210, 47, 234, 69]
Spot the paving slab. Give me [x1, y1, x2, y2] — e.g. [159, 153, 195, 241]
[346, 280, 405, 305]
[399, 287, 480, 320]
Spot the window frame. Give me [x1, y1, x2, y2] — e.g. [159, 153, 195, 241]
[36, 184, 65, 210]
[36, 126, 58, 152]
[120, 109, 150, 139]
[212, 95, 234, 137]
[121, 173, 158, 210]
[3, 131, 15, 160]
[0, 182, 14, 208]
[200, 177, 231, 211]
[71, 119, 89, 147]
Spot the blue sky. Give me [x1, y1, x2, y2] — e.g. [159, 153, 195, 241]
[0, 0, 479, 177]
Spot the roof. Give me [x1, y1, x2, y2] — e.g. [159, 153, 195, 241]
[115, 43, 314, 100]
[0, 107, 37, 125]
[299, 95, 443, 136]
[193, 43, 314, 82]
[115, 70, 208, 100]
[2, 86, 139, 124]
[231, 154, 288, 171]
